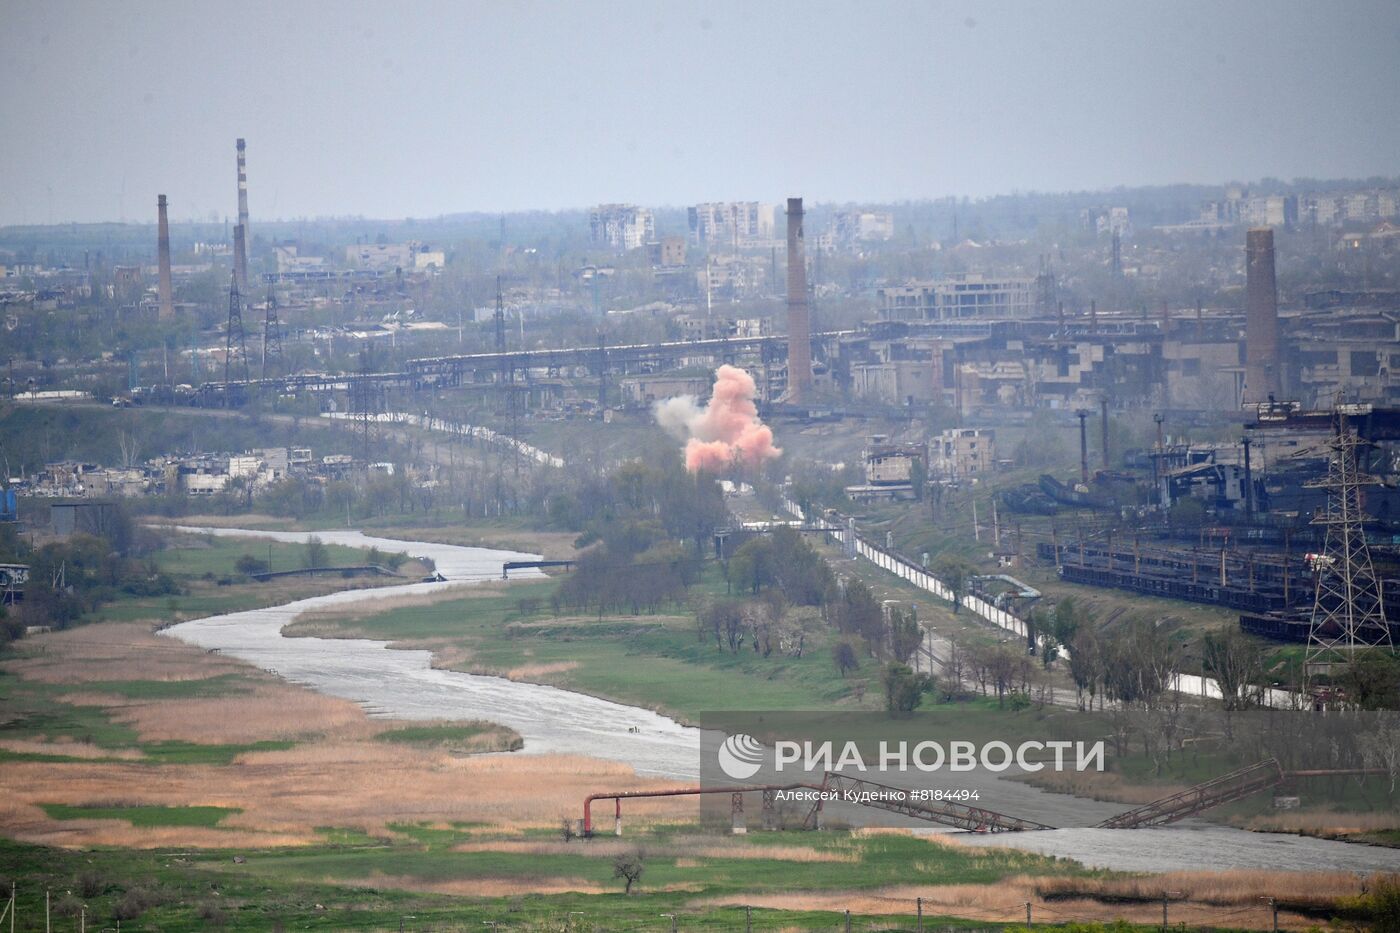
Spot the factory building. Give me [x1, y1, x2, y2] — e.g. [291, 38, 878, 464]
[879, 274, 1037, 321]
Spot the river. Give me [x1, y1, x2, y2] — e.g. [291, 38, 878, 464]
[161, 526, 1400, 874]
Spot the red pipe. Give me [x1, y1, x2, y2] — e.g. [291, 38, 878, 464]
[582, 783, 819, 835]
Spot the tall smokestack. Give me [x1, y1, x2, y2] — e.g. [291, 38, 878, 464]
[1243, 227, 1280, 404]
[157, 194, 174, 320]
[236, 138, 250, 288]
[233, 224, 248, 291]
[785, 197, 812, 402]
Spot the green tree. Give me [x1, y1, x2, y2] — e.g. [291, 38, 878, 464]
[727, 537, 775, 595]
[931, 553, 974, 613]
[889, 604, 922, 664]
[830, 577, 884, 649]
[234, 553, 267, 576]
[1340, 652, 1400, 710]
[832, 639, 860, 677]
[882, 662, 935, 714]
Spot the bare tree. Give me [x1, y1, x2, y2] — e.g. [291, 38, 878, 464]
[1361, 713, 1400, 794]
[1202, 625, 1264, 712]
[303, 534, 328, 569]
[832, 639, 859, 677]
[612, 851, 645, 895]
[117, 429, 141, 469]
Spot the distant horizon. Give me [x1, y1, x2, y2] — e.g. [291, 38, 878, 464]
[5, 1, 1398, 227]
[4, 172, 1398, 231]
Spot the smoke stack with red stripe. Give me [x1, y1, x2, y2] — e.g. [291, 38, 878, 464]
[235, 138, 250, 288]
[157, 194, 174, 320]
[785, 197, 812, 402]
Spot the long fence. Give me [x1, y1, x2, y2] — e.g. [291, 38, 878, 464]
[780, 497, 1296, 708]
[322, 411, 565, 468]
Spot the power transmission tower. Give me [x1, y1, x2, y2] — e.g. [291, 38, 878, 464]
[1304, 412, 1392, 688]
[352, 343, 381, 466]
[494, 275, 506, 353]
[224, 273, 249, 386]
[261, 287, 283, 380]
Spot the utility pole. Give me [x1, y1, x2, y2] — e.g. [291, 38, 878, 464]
[1242, 435, 1255, 517]
[1153, 412, 1165, 495]
[1100, 396, 1110, 469]
[1076, 409, 1091, 485]
[1161, 891, 1179, 932]
[916, 897, 923, 932]
[1026, 901, 1033, 925]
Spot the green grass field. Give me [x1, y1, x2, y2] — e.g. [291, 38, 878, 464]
[40, 803, 241, 828]
[287, 572, 861, 721]
[0, 828, 1082, 931]
[87, 531, 399, 626]
[0, 667, 296, 764]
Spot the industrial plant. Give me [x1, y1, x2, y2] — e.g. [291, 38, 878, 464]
[1, 2, 1398, 930]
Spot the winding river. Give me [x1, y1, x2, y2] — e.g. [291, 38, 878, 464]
[161, 527, 1400, 874]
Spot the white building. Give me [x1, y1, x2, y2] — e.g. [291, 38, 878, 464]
[589, 204, 655, 252]
[879, 274, 1036, 320]
[274, 244, 326, 273]
[699, 254, 767, 299]
[346, 243, 414, 271]
[688, 202, 779, 247]
[931, 428, 997, 480]
[830, 210, 894, 247]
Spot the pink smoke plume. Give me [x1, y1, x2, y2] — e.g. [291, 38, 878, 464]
[654, 365, 782, 473]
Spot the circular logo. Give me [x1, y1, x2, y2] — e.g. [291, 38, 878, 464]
[717, 733, 764, 780]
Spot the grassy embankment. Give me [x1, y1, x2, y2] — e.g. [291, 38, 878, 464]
[286, 568, 861, 722]
[2, 823, 1387, 930]
[168, 511, 581, 562]
[91, 529, 408, 627]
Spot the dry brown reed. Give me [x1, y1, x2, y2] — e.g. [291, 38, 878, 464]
[695, 870, 1357, 931]
[0, 621, 681, 849]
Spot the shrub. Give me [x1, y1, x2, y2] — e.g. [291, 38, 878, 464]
[197, 902, 228, 926]
[113, 886, 160, 921]
[76, 869, 105, 899]
[234, 554, 268, 576]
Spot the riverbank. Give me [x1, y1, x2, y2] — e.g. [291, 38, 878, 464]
[166, 512, 579, 561]
[282, 570, 860, 724]
[5, 527, 1399, 930]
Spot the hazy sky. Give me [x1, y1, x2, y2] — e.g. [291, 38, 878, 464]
[3, 0, 1398, 226]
